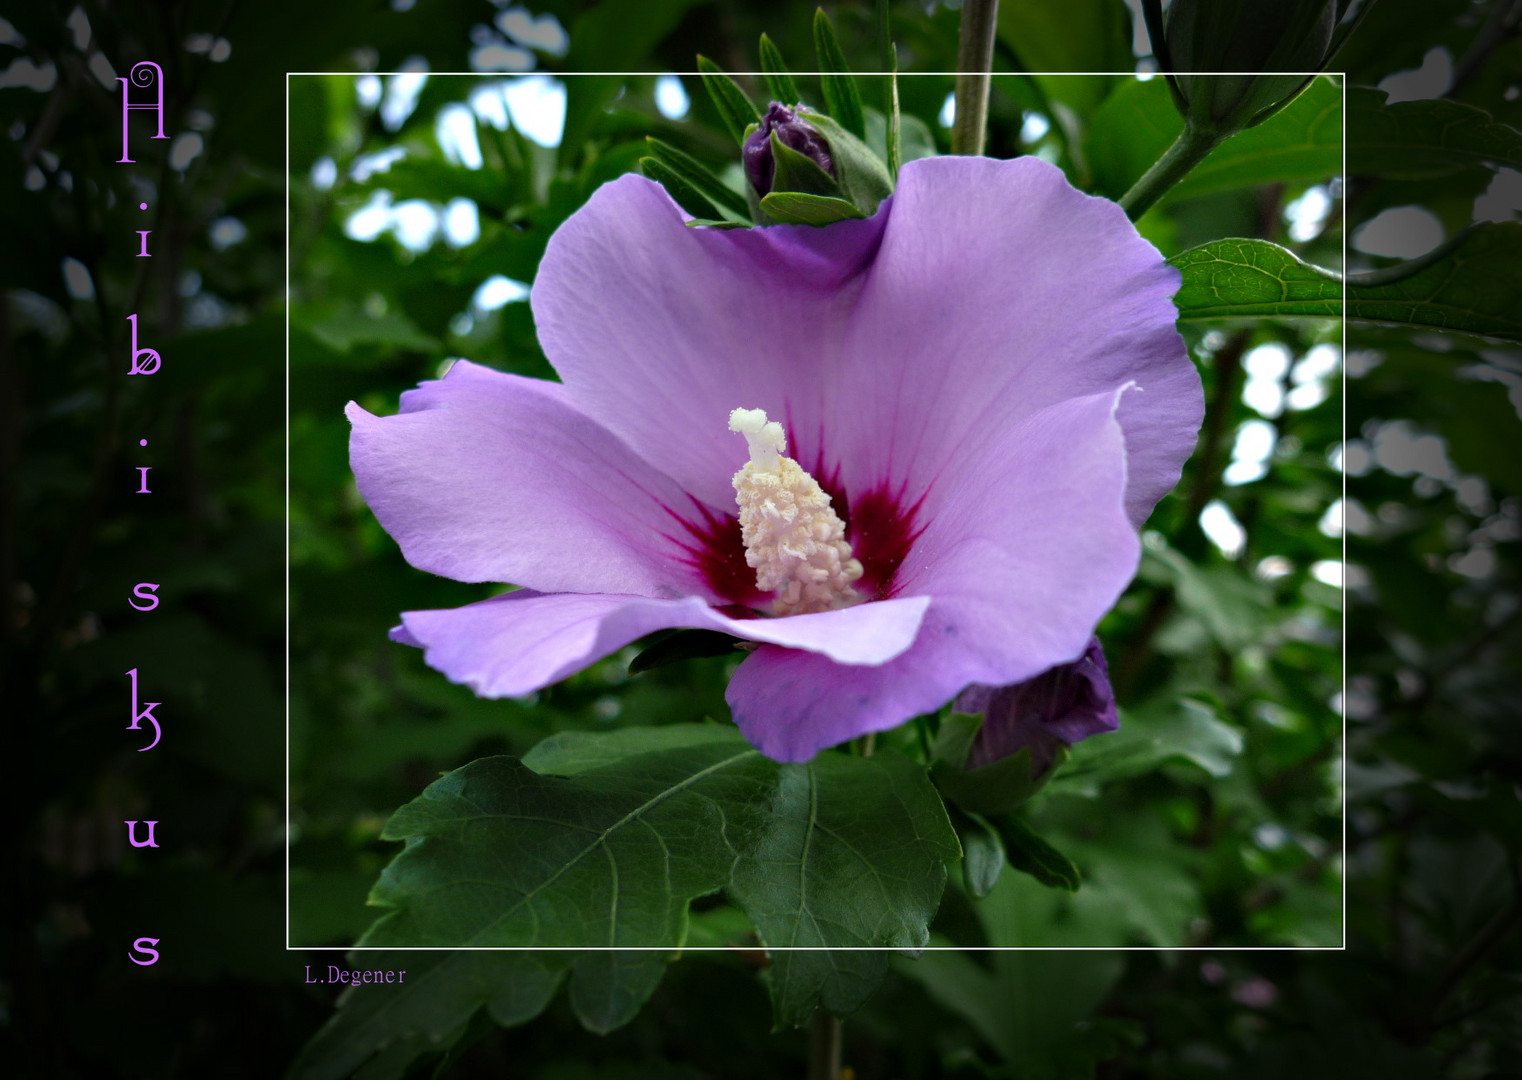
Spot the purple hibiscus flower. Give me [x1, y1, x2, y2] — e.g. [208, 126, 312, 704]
[346, 155, 1202, 762]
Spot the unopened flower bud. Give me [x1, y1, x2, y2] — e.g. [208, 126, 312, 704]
[954, 638, 1118, 779]
[1151, 0, 1337, 133]
[743, 103, 834, 196]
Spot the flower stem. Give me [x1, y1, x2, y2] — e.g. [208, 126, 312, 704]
[1117, 123, 1225, 220]
[808, 1010, 843, 1080]
[951, 0, 1000, 155]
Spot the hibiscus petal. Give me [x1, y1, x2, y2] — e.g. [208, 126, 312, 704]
[832, 155, 1201, 528]
[729, 389, 1138, 761]
[534, 160, 1197, 532]
[397, 589, 931, 697]
[347, 360, 709, 598]
[532, 173, 888, 512]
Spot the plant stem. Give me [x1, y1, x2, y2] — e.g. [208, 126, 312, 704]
[1117, 123, 1224, 220]
[808, 1010, 843, 1080]
[952, 0, 1000, 155]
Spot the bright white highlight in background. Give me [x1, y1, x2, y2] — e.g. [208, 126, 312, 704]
[1200, 500, 1246, 559]
[169, 132, 203, 172]
[438, 104, 483, 169]
[1225, 418, 1278, 486]
[467, 76, 565, 146]
[357, 74, 382, 108]
[381, 68, 428, 130]
[443, 199, 480, 247]
[1311, 560, 1346, 587]
[1379, 46, 1454, 102]
[1285, 185, 1331, 242]
[504, 75, 565, 146]
[62, 257, 94, 300]
[390, 200, 439, 251]
[1353, 205, 1444, 259]
[1243, 343, 1291, 418]
[496, 6, 568, 55]
[1020, 112, 1050, 143]
[209, 216, 247, 250]
[345, 191, 394, 242]
[656, 74, 690, 119]
[474, 275, 531, 310]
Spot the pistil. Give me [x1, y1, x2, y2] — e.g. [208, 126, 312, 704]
[729, 408, 863, 616]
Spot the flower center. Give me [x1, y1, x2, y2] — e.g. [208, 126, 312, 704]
[729, 408, 863, 616]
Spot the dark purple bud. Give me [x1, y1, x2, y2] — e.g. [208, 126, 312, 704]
[742, 102, 834, 196]
[954, 638, 1119, 777]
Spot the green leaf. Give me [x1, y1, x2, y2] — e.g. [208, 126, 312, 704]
[639, 156, 723, 221]
[730, 750, 960, 1028]
[759, 191, 866, 226]
[1066, 817, 1205, 947]
[626, 628, 744, 675]
[290, 950, 567, 1080]
[358, 727, 958, 1034]
[558, 0, 702, 163]
[995, 815, 1081, 892]
[996, 0, 1133, 116]
[301, 302, 439, 355]
[696, 55, 760, 144]
[1348, 87, 1522, 179]
[523, 723, 742, 775]
[1171, 224, 1522, 342]
[1171, 237, 1340, 320]
[1151, 544, 1274, 654]
[1088, 76, 1340, 203]
[360, 750, 737, 950]
[758, 33, 800, 105]
[813, 7, 866, 139]
[1047, 700, 1244, 798]
[643, 138, 750, 219]
[902, 934, 1124, 1068]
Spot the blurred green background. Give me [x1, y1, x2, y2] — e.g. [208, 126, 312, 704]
[5, 0, 1521, 1076]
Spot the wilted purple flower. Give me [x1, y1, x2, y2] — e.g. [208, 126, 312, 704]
[954, 638, 1119, 776]
[742, 102, 834, 195]
[347, 156, 1202, 762]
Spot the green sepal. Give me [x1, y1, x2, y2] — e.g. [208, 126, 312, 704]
[759, 191, 866, 227]
[768, 129, 843, 197]
[639, 156, 723, 221]
[995, 815, 1082, 893]
[951, 806, 1007, 899]
[797, 109, 893, 216]
[930, 711, 1066, 817]
[627, 629, 744, 674]
[644, 136, 751, 220]
[696, 55, 760, 144]
[758, 33, 801, 106]
[685, 218, 749, 230]
[933, 745, 1066, 818]
[813, 7, 866, 139]
[930, 710, 980, 769]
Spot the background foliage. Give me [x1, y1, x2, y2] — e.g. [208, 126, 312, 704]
[5, 0, 1521, 1077]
